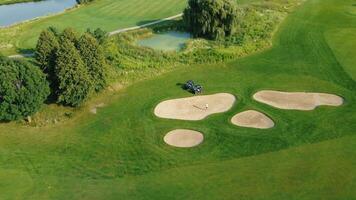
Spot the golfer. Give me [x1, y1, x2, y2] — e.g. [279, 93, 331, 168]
[205, 104, 209, 110]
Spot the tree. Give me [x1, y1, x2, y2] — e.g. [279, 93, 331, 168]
[61, 28, 79, 44]
[77, 33, 108, 92]
[0, 57, 50, 121]
[55, 38, 91, 107]
[183, 0, 238, 40]
[86, 28, 108, 44]
[35, 29, 59, 87]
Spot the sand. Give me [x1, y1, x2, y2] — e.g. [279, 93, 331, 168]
[154, 93, 236, 120]
[253, 90, 343, 110]
[164, 129, 204, 148]
[231, 110, 274, 129]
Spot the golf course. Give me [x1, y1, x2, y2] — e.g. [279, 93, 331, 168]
[0, 0, 355, 199]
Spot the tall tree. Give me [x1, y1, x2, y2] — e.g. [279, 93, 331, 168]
[86, 28, 108, 44]
[77, 33, 108, 92]
[55, 38, 91, 107]
[183, 0, 238, 40]
[35, 29, 59, 77]
[61, 28, 79, 44]
[0, 57, 50, 121]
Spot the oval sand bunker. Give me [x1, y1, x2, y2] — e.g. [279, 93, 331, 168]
[253, 90, 343, 110]
[231, 110, 274, 129]
[154, 93, 236, 120]
[164, 129, 204, 148]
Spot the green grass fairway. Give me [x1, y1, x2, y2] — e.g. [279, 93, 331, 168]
[0, 0, 355, 199]
[325, 28, 356, 81]
[0, 0, 259, 55]
[0, 0, 187, 54]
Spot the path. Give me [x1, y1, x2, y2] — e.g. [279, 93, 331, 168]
[109, 13, 183, 36]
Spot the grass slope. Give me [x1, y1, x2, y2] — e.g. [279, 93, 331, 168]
[325, 28, 356, 81]
[0, 0, 355, 199]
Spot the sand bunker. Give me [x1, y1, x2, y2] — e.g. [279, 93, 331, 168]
[164, 129, 204, 148]
[231, 110, 274, 129]
[253, 90, 343, 110]
[154, 93, 236, 120]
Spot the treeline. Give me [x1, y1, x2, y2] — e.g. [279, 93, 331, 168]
[0, 27, 109, 121]
[35, 27, 109, 107]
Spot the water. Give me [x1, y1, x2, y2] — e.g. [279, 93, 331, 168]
[0, 0, 77, 27]
[137, 31, 191, 52]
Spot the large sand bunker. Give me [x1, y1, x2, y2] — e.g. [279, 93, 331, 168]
[253, 90, 343, 110]
[164, 129, 204, 148]
[154, 93, 236, 120]
[231, 110, 274, 129]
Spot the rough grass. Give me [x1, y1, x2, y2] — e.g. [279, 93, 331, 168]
[0, 0, 355, 199]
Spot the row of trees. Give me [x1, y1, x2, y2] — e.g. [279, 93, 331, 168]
[35, 27, 108, 107]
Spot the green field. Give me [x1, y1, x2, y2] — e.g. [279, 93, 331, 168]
[325, 28, 356, 81]
[0, 0, 356, 199]
[0, 0, 187, 54]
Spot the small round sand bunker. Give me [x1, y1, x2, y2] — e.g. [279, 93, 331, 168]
[253, 90, 343, 110]
[164, 129, 204, 148]
[231, 110, 274, 129]
[154, 93, 236, 120]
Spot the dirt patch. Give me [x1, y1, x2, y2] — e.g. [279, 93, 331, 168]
[90, 103, 106, 114]
[154, 93, 236, 120]
[231, 110, 274, 129]
[164, 129, 204, 148]
[253, 90, 343, 110]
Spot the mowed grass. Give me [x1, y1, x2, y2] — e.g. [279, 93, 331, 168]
[325, 28, 356, 81]
[0, 0, 187, 54]
[0, 0, 261, 55]
[0, 0, 356, 199]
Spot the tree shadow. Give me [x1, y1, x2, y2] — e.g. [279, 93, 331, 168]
[18, 48, 35, 56]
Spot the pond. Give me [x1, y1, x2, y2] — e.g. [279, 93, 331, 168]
[0, 0, 77, 27]
[137, 31, 191, 52]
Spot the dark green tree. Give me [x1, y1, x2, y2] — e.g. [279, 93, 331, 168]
[183, 0, 238, 40]
[55, 38, 91, 107]
[61, 28, 79, 44]
[35, 29, 59, 76]
[0, 57, 50, 121]
[86, 28, 108, 44]
[77, 33, 108, 92]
